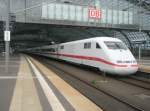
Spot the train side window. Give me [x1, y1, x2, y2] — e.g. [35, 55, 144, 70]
[87, 42, 91, 48]
[84, 42, 91, 49]
[52, 48, 55, 52]
[60, 45, 64, 49]
[84, 43, 87, 49]
[96, 43, 101, 49]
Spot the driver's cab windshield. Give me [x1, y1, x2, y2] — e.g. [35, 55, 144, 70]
[104, 41, 127, 50]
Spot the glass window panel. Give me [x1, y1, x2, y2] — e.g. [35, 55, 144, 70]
[113, 10, 117, 24]
[42, 3, 47, 18]
[104, 41, 127, 50]
[96, 43, 101, 49]
[69, 5, 75, 21]
[101, 9, 106, 23]
[48, 4, 54, 19]
[83, 8, 88, 22]
[119, 11, 123, 24]
[62, 4, 69, 20]
[95, 0, 100, 8]
[124, 11, 128, 24]
[55, 4, 61, 20]
[129, 12, 133, 24]
[107, 9, 112, 24]
[76, 6, 82, 21]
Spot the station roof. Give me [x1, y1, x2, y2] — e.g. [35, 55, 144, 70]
[63, 0, 150, 11]
[0, 0, 150, 52]
[0, 23, 149, 52]
[127, 0, 150, 11]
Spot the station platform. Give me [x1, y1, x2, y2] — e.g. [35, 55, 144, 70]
[0, 54, 102, 111]
[137, 58, 150, 73]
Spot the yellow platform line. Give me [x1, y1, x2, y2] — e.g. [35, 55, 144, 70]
[29, 56, 103, 111]
[27, 58, 66, 111]
[139, 64, 150, 73]
[9, 56, 43, 111]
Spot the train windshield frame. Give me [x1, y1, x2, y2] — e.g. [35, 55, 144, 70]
[104, 41, 127, 50]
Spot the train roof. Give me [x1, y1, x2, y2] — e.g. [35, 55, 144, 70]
[29, 37, 124, 50]
[59, 37, 122, 45]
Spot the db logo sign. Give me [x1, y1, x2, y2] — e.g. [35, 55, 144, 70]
[88, 8, 101, 19]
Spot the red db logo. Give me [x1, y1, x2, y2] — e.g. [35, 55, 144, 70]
[88, 8, 101, 19]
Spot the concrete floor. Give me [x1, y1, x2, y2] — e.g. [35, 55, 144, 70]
[0, 54, 102, 111]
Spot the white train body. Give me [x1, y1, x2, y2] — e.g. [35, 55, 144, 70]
[32, 37, 138, 75]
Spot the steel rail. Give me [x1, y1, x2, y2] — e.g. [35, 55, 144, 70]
[116, 77, 150, 91]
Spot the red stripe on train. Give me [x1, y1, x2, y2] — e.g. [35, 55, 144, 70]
[131, 65, 139, 67]
[49, 52, 138, 68]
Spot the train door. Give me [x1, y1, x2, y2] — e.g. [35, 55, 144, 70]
[57, 44, 60, 59]
[82, 41, 93, 66]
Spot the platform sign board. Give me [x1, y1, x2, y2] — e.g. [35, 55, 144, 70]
[88, 8, 101, 19]
[4, 31, 10, 41]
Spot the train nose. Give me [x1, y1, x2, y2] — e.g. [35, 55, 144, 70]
[113, 65, 138, 75]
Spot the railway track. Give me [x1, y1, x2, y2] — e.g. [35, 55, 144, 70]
[115, 75, 150, 91]
[36, 56, 145, 111]
[131, 74, 150, 84]
[134, 71, 150, 79]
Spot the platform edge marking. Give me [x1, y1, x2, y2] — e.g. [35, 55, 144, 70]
[27, 58, 66, 111]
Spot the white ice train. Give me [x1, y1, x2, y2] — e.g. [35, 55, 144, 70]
[30, 37, 138, 75]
